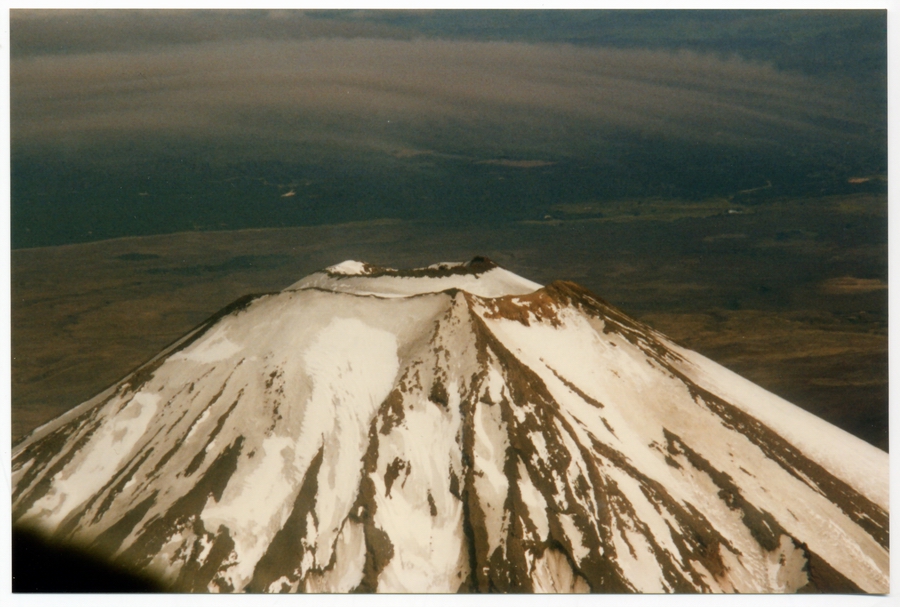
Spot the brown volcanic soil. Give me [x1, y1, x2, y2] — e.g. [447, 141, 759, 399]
[11, 194, 888, 450]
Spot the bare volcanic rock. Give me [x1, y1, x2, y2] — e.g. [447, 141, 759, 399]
[11, 258, 889, 593]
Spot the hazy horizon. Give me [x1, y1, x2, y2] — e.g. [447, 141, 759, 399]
[10, 9, 886, 248]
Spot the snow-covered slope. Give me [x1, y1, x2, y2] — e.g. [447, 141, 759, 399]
[11, 258, 889, 593]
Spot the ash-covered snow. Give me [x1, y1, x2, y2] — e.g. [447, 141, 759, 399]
[11, 257, 889, 594]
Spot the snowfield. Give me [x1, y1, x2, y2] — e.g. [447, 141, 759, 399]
[12, 258, 889, 593]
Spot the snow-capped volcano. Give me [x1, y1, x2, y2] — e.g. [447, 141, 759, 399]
[11, 258, 889, 593]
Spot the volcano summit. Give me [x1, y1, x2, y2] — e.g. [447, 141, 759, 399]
[11, 258, 889, 593]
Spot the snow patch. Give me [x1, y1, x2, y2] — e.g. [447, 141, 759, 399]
[531, 547, 590, 593]
[517, 460, 549, 542]
[23, 391, 160, 528]
[558, 514, 588, 564]
[472, 399, 511, 555]
[304, 521, 366, 592]
[326, 260, 370, 275]
[172, 327, 242, 364]
[302, 317, 400, 568]
[200, 435, 300, 587]
[612, 524, 667, 592]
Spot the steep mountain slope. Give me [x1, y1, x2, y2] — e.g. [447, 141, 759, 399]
[11, 258, 889, 593]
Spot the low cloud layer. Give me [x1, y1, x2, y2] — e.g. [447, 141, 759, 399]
[11, 11, 882, 164]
